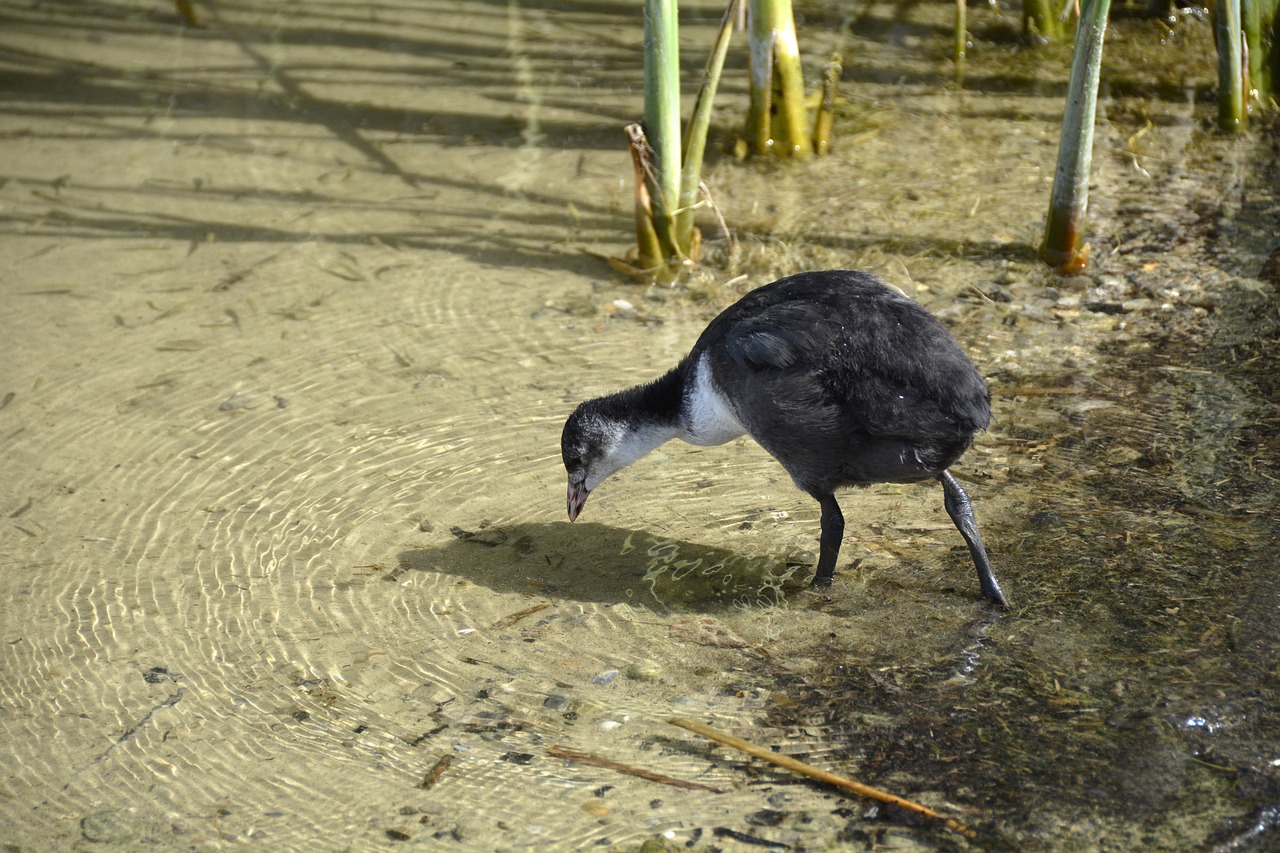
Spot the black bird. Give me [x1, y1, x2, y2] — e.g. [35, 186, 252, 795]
[560, 269, 1008, 607]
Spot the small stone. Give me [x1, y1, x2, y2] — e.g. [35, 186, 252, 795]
[543, 693, 571, 711]
[218, 392, 257, 411]
[591, 669, 619, 686]
[1057, 274, 1092, 292]
[582, 800, 609, 817]
[82, 810, 139, 844]
[1121, 297, 1157, 312]
[626, 660, 662, 681]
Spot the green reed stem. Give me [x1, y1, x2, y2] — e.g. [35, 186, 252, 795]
[1219, 0, 1247, 130]
[674, 0, 739, 253]
[1243, 0, 1279, 105]
[1040, 0, 1110, 273]
[747, 0, 812, 158]
[644, 0, 682, 252]
[1024, 0, 1069, 42]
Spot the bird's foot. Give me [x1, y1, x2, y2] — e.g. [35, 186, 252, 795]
[806, 576, 834, 595]
[983, 584, 1011, 610]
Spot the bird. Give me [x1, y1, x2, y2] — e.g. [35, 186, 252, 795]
[560, 269, 1008, 607]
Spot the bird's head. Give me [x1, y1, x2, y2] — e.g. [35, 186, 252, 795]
[560, 401, 628, 521]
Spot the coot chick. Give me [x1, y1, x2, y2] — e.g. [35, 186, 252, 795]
[560, 270, 1008, 607]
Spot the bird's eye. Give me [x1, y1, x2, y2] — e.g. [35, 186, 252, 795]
[565, 456, 583, 470]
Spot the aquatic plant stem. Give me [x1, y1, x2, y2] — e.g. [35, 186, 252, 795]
[644, 0, 682, 257]
[1040, 0, 1111, 273]
[812, 52, 841, 155]
[626, 123, 669, 278]
[668, 717, 977, 838]
[1219, 0, 1247, 130]
[747, 0, 813, 158]
[1242, 0, 1279, 105]
[674, 0, 740, 254]
[1024, 0, 1069, 42]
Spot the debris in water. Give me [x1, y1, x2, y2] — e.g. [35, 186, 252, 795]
[668, 717, 976, 838]
[546, 746, 724, 793]
[420, 754, 454, 790]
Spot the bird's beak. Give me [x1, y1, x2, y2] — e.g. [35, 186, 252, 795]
[567, 481, 589, 521]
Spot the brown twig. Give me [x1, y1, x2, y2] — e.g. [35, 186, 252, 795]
[667, 717, 976, 839]
[547, 746, 724, 793]
[420, 754, 454, 790]
[493, 603, 550, 628]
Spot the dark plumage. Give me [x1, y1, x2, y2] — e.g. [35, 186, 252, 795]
[561, 269, 1007, 607]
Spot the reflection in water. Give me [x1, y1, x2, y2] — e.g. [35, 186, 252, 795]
[1, 0, 1278, 849]
[507, 0, 547, 150]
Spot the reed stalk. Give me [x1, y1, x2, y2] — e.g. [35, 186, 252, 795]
[746, 0, 813, 158]
[627, 0, 738, 280]
[1040, 0, 1111, 273]
[812, 52, 841, 155]
[1242, 0, 1279, 105]
[1219, 0, 1247, 130]
[1024, 0, 1069, 42]
[643, 0, 682, 257]
[626, 124, 667, 275]
[674, 0, 740, 253]
[1244, 0, 1264, 102]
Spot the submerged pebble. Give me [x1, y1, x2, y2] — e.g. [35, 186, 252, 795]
[219, 392, 257, 411]
[591, 669, 619, 686]
[626, 660, 662, 681]
[81, 809, 140, 844]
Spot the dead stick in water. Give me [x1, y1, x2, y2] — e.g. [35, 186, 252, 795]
[547, 746, 724, 793]
[493, 602, 550, 628]
[667, 717, 976, 839]
[420, 754, 454, 789]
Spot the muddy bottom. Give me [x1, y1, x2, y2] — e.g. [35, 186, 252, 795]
[2, 0, 1279, 850]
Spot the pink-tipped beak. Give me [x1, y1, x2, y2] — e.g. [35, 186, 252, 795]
[567, 482, 589, 521]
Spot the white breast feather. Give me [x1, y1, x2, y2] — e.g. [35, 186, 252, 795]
[683, 354, 746, 446]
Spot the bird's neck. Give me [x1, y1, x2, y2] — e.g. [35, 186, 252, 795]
[590, 356, 745, 481]
[587, 366, 687, 480]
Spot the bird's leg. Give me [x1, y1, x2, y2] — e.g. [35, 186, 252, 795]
[809, 493, 844, 589]
[940, 471, 1009, 608]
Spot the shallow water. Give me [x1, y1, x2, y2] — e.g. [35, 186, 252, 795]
[3, 0, 1279, 849]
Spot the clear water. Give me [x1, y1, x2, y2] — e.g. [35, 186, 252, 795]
[3, 0, 1278, 849]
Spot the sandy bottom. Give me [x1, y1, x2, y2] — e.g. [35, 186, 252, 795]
[3, 0, 1279, 849]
